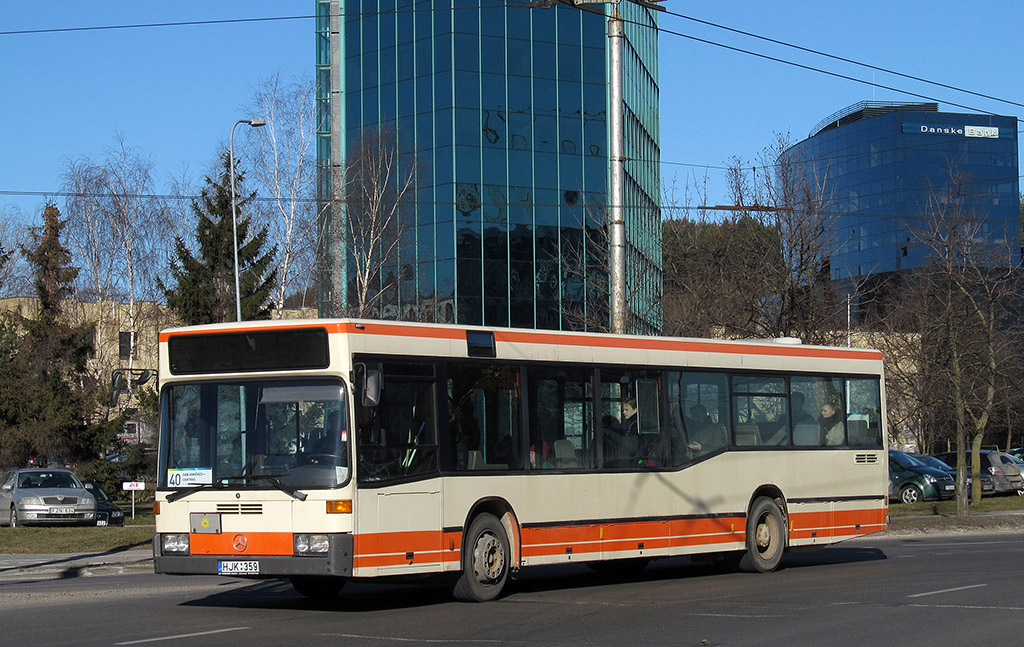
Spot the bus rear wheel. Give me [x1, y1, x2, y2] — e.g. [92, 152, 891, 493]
[290, 575, 346, 599]
[452, 513, 509, 602]
[737, 497, 786, 573]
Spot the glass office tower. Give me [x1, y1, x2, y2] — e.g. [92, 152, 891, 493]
[787, 101, 1019, 310]
[316, 0, 661, 332]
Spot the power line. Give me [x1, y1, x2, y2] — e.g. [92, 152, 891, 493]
[0, 15, 312, 37]
[665, 11, 1024, 112]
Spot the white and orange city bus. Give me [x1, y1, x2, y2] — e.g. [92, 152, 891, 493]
[153, 319, 888, 601]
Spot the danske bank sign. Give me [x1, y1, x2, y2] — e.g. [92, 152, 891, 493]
[904, 122, 1001, 138]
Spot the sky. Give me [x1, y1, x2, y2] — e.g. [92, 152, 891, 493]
[2, 1, 1022, 223]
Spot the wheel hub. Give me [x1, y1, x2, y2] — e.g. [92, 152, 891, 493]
[473, 532, 505, 582]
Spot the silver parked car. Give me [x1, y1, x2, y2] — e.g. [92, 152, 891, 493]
[933, 450, 1024, 495]
[0, 468, 97, 527]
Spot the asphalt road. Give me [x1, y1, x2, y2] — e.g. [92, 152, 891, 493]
[1, 532, 1022, 647]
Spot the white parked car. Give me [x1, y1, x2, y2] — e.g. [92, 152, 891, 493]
[0, 468, 97, 527]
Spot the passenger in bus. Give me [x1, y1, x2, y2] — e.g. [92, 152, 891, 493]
[529, 442, 554, 469]
[622, 399, 639, 436]
[791, 392, 816, 426]
[685, 404, 727, 456]
[820, 402, 844, 445]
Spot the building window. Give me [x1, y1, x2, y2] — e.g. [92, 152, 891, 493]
[119, 331, 138, 361]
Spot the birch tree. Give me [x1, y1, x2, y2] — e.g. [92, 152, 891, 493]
[61, 137, 165, 396]
[330, 128, 417, 318]
[241, 73, 319, 313]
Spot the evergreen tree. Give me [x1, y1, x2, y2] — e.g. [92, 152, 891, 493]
[161, 152, 277, 324]
[0, 205, 105, 466]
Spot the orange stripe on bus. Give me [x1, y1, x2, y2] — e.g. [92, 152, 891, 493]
[161, 321, 882, 361]
[349, 507, 884, 568]
[353, 529, 449, 555]
[189, 531, 293, 556]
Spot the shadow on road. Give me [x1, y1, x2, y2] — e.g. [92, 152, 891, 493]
[178, 544, 888, 611]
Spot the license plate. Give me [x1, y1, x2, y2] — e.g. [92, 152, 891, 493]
[49, 506, 75, 514]
[218, 560, 259, 575]
[944, 485, 955, 490]
[97, 519, 108, 526]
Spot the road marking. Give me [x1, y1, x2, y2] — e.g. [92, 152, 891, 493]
[909, 603, 1024, 611]
[319, 636, 506, 644]
[114, 627, 250, 645]
[908, 584, 988, 598]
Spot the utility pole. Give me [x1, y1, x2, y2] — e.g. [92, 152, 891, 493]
[568, 0, 664, 334]
[607, 3, 626, 334]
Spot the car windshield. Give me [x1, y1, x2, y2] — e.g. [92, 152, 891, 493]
[159, 378, 350, 489]
[19, 471, 82, 489]
[892, 451, 925, 468]
[916, 455, 951, 470]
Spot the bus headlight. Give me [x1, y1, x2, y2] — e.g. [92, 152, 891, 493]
[294, 534, 330, 555]
[162, 534, 190, 554]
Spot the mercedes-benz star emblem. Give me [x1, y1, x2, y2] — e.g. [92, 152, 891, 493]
[232, 534, 248, 552]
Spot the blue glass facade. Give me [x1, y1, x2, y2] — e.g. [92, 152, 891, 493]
[316, 0, 661, 332]
[788, 102, 1019, 285]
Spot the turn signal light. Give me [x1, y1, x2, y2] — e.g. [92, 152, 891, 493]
[326, 500, 352, 514]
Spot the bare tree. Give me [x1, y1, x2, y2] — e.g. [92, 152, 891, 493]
[663, 134, 850, 344]
[0, 208, 33, 298]
[241, 73, 319, 314]
[327, 128, 416, 318]
[880, 170, 1022, 515]
[61, 137, 165, 405]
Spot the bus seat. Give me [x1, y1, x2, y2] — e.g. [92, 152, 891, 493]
[793, 423, 821, 446]
[847, 419, 870, 446]
[734, 424, 761, 446]
[468, 450, 508, 471]
[553, 439, 579, 468]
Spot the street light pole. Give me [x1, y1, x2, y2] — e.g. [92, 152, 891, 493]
[229, 118, 266, 322]
[607, 4, 626, 334]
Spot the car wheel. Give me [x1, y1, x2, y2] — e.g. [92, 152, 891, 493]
[900, 484, 923, 505]
[737, 497, 786, 573]
[452, 513, 510, 602]
[9, 506, 19, 528]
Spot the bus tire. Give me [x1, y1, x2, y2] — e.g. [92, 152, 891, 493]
[290, 575, 346, 599]
[452, 513, 509, 602]
[737, 496, 786, 573]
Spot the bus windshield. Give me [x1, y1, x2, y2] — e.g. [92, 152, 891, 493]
[160, 378, 350, 489]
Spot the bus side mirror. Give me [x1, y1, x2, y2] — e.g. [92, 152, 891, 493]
[356, 363, 382, 407]
[109, 371, 124, 407]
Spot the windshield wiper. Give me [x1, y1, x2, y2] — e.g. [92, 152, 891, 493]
[165, 482, 227, 503]
[166, 474, 308, 503]
[218, 474, 308, 501]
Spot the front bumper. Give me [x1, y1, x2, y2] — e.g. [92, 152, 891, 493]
[152, 533, 353, 577]
[17, 507, 95, 525]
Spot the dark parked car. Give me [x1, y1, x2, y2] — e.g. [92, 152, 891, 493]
[914, 454, 994, 497]
[889, 449, 955, 504]
[0, 468, 97, 527]
[85, 484, 124, 527]
[934, 450, 1024, 495]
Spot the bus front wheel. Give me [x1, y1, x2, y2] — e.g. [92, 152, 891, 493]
[290, 575, 346, 599]
[737, 497, 786, 573]
[452, 513, 509, 602]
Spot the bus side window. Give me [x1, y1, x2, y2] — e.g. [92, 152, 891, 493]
[357, 364, 438, 482]
[527, 366, 594, 471]
[446, 364, 522, 471]
[677, 372, 730, 459]
[846, 377, 883, 448]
